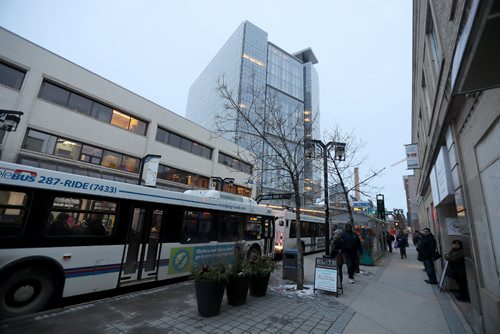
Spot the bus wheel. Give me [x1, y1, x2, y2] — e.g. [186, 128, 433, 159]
[0, 267, 56, 318]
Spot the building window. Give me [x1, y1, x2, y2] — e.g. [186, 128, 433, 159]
[0, 61, 26, 90]
[54, 138, 82, 160]
[39, 81, 70, 106]
[156, 127, 213, 159]
[91, 102, 113, 122]
[157, 164, 209, 189]
[80, 145, 103, 164]
[102, 151, 122, 170]
[67, 93, 93, 115]
[426, 6, 441, 73]
[22, 129, 140, 173]
[38, 80, 147, 135]
[218, 152, 252, 174]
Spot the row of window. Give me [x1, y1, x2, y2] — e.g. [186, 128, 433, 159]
[22, 129, 251, 194]
[289, 220, 326, 238]
[38, 81, 147, 135]
[158, 164, 210, 189]
[0, 189, 266, 244]
[0, 60, 26, 90]
[23, 129, 140, 173]
[156, 127, 212, 159]
[218, 152, 252, 174]
[0, 191, 116, 237]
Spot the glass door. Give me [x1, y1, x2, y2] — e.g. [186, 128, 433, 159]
[263, 217, 274, 256]
[120, 206, 163, 284]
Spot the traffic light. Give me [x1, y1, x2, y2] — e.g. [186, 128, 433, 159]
[376, 194, 385, 220]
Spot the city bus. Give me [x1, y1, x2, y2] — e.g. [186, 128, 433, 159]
[0, 162, 274, 318]
[272, 208, 326, 257]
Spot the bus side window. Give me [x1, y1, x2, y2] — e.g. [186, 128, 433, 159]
[0, 190, 28, 237]
[181, 210, 213, 244]
[47, 196, 117, 237]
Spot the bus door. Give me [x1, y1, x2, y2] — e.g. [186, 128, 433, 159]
[262, 217, 275, 256]
[120, 206, 163, 285]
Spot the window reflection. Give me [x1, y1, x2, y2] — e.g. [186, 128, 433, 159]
[102, 151, 122, 169]
[54, 139, 82, 160]
[111, 110, 131, 129]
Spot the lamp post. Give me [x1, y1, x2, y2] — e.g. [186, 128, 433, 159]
[376, 194, 387, 253]
[0, 110, 24, 132]
[211, 177, 235, 192]
[312, 139, 346, 257]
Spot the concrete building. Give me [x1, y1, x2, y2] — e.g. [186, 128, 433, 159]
[0, 28, 255, 196]
[403, 175, 420, 231]
[412, 1, 499, 332]
[186, 21, 321, 205]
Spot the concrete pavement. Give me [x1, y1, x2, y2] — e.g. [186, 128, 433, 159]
[0, 247, 472, 333]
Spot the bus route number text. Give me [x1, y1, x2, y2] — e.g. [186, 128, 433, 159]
[37, 176, 117, 194]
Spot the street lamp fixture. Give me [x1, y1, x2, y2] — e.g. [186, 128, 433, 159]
[311, 139, 347, 257]
[0, 110, 24, 132]
[211, 177, 235, 192]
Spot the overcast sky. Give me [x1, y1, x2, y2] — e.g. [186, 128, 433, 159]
[0, 0, 413, 213]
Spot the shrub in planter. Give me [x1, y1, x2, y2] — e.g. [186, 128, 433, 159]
[192, 263, 228, 317]
[226, 244, 251, 306]
[247, 255, 276, 297]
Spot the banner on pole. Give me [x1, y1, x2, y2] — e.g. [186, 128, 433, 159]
[405, 144, 420, 169]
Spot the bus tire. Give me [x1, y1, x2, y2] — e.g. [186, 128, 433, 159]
[0, 267, 56, 318]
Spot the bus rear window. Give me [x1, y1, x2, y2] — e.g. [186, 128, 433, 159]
[47, 196, 117, 237]
[0, 190, 28, 237]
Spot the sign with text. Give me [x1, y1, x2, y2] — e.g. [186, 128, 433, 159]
[405, 144, 420, 169]
[314, 258, 338, 293]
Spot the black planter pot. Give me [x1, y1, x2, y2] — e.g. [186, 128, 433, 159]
[249, 273, 270, 297]
[195, 279, 225, 317]
[226, 274, 249, 306]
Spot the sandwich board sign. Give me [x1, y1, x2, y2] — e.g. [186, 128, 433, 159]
[314, 257, 342, 297]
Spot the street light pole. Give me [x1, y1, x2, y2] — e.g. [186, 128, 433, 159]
[312, 139, 346, 257]
[211, 177, 235, 192]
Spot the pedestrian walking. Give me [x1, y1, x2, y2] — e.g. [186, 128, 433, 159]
[331, 229, 344, 283]
[386, 231, 395, 253]
[341, 224, 363, 284]
[445, 240, 469, 301]
[396, 230, 408, 259]
[416, 227, 438, 284]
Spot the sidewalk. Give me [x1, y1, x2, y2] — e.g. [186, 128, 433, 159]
[0, 247, 472, 333]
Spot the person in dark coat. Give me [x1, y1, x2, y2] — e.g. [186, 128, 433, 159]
[331, 229, 344, 283]
[386, 231, 395, 253]
[86, 213, 106, 235]
[417, 227, 438, 284]
[396, 231, 409, 259]
[412, 230, 421, 247]
[445, 240, 469, 301]
[341, 224, 363, 284]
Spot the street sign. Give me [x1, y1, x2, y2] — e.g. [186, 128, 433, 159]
[256, 193, 293, 202]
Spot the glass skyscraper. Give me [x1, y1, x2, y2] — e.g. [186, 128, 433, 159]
[186, 21, 321, 205]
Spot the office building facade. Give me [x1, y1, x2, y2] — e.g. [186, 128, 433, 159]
[0, 28, 255, 196]
[412, 1, 499, 332]
[186, 21, 321, 205]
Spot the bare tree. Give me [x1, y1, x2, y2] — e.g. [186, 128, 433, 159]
[216, 75, 316, 290]
[324, 126, 383, 224]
